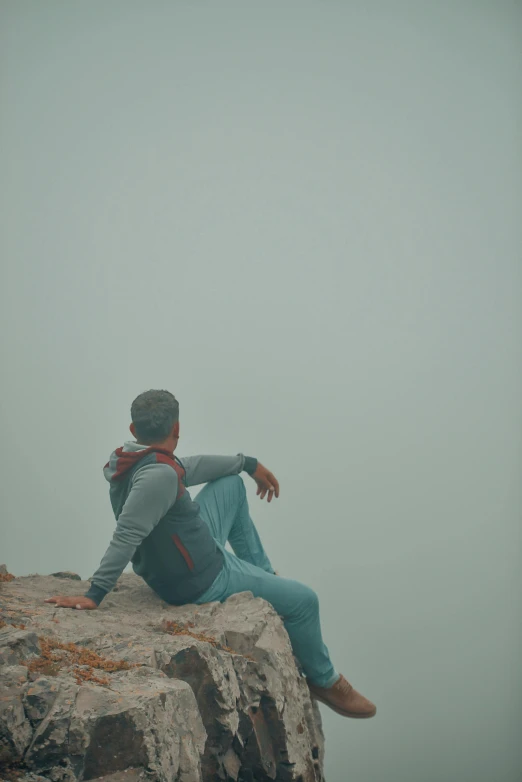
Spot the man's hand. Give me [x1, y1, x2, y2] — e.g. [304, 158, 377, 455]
[252, 463, 280, 503]
[44, 596, 97, 610]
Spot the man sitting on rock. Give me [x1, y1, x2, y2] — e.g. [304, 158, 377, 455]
[46, 390, 376, 719]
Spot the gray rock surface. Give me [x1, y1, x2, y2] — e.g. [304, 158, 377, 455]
[0, 572, 325, 782]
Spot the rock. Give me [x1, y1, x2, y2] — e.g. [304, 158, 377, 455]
[22, 672, 205, 782]
[89, 774, 150, 782]
[0, 628, 41, 667]
[0, 681, 33, 764]
[0, 564, 8, 575]
[0, 665, 28, 687]
[49, 573, 81, 581]
[0, 573, 325, 781]
[24, 678, 80, 770]
[23, 677, 62, 724]
[0, 666, 31, 764]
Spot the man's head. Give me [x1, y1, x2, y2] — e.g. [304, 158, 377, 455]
[130, 390, 180, 448]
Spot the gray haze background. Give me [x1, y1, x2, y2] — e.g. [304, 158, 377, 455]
[1, 2, 521, 781]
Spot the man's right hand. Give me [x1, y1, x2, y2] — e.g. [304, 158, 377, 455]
[45, 596, 97, 610]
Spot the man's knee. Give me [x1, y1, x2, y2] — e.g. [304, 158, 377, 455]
[214, 473, 244, 489]
[296, 584, 320, 615]
[211, 474, 246, 501]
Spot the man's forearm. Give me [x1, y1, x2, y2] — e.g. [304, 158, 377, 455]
[85, 581, 108, 605]
[84, 535, 138, 604]
[180, 454, 258, 487]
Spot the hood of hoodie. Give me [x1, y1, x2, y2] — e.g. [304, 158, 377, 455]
[103, 441, 177, 483]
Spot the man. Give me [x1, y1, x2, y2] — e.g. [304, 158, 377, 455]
[46, 390, 376, 719]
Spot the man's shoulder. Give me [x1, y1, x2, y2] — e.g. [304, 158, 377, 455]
[132, 458, 179, 483]
[132, 457, 185, 498]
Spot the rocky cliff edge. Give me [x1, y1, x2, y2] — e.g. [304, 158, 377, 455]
[0, 567, 324, 782]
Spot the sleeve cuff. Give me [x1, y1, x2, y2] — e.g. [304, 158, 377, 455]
[85, 583, 108, 606]
[242, 456, 258, 476]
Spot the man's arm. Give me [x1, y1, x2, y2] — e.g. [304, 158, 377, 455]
[45, 463, 178, 610]
[179, 453, 258, 487]
[181, 453, 280, 504]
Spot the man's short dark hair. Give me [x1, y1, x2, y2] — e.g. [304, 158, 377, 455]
[130, 390, 179, 444]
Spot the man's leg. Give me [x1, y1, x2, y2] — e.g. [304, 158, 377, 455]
[194, 476, 337, 687]
[196, 548, 339, 688]
[196, 475, 275, 574]
[195, 475, 377, 716]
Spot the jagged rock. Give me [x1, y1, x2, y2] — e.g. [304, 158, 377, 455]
[0, 675, 33, 764]
[0, 663, 32, 763]
[23, 678, 61, 725]
[49, 573, 81, 582]
[0, 665, 28, 687]
[22, 672, 205, 782]
[89, 774, 150, 782]
[0, 628, 41, 667]
[0, 572, 325, 781]
[0, 565, 8, 576]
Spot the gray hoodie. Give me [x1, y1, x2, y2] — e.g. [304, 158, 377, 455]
[85, 442, 257, 606]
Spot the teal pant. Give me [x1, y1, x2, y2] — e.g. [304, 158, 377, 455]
[195, 475, 339, 688]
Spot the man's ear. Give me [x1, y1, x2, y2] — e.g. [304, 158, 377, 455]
[129, 423, 136, 438]
[173, 421, 180, 439]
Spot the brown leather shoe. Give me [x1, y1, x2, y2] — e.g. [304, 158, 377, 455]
[308, 674, 377, 718]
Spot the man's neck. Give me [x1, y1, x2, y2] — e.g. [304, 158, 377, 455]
[137, 438, 177, 454]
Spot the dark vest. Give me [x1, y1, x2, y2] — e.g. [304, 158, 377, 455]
[109, 452, 224, 605]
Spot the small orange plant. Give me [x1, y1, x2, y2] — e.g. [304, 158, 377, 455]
[24, 636, 137, 686]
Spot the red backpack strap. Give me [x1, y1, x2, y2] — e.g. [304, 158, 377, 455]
[154, 451, 186, 499]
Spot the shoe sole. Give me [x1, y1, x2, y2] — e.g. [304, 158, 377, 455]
[309, 692, 377, 719]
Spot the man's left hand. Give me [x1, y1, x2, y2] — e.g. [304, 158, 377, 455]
[45, 596, 97, 610]
[252, 463, 280, 503]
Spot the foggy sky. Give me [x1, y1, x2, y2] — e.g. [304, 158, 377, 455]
[1, 2, 521, 781]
